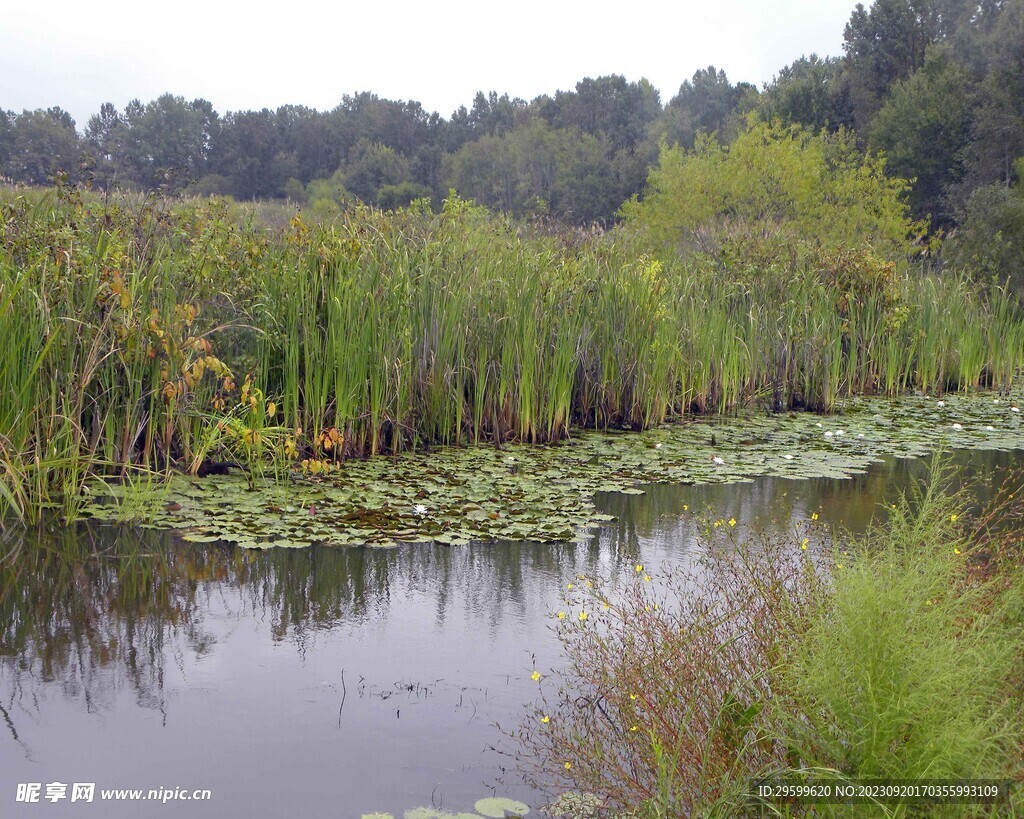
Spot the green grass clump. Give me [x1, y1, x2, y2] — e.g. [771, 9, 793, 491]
[777, 485, 1022, 815]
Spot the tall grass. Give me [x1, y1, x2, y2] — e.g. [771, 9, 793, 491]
[2, 186, 1024, 520]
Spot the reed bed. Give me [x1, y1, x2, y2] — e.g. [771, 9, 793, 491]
[2, 187, 1023, 520]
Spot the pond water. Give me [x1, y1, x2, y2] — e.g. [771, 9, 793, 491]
[1, 448, 1021, 818]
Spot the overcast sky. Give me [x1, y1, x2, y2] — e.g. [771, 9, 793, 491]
[1, 0, 858, 129]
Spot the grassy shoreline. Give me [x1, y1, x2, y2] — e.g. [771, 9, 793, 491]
[521, 461, 1024, 817]
[2, 185, 1023, 522]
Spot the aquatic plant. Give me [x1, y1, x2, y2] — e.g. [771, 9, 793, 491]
[3, 185, 1024, 522]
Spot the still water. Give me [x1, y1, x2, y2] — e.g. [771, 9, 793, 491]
[1, 450, 1020, 818]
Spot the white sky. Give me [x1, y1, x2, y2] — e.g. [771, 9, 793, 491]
[1, 0, 857, 129]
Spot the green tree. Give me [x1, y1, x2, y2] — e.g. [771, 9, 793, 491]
[759, 55, 854, 134]
[954, 0, 1024, 198]
[662, 67, 757, 149]
[538, 75, 662, 153]
[444, 118, 622, 223]
[623, 118, 923, 258]
[4, 108, 83, 185]
[209, 109, 283, 199]
[342, 139, 411, 204]
[117, 94, 218, 190]
[0, 109, 13, 172]
[869, 45, 972, 223]
[945, 160, 1024, 290]
[842, 0, 943, 129]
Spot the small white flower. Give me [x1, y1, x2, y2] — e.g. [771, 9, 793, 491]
[836, 429, 845, 436]
[505, 455, 516, 462]
[986, 425, 995, 431]
[413, 504, 428, 515]
[994, 398, 1001, 403]
[824, 431, 834, 438]
[783, 454, 794, 460]
[857, 433, 865, 439]
[654, 443, 663, 449]
[815, 422, 823, 428]
[936, 400, 945, 407]
[712, 456, 725, 466]
[952, 423, 963, 430]
[1013, 407, 1020, 413]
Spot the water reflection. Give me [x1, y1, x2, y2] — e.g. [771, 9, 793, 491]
[0, 449, 1020, 817]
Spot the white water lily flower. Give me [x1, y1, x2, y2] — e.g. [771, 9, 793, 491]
[413, 504, 428, 515]
[712, 456, 725, 465]
[952, 423, 963, 430]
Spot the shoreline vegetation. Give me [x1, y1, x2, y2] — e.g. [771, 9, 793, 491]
[521, 461, 1024, 817]
[2, 118, 1024, 523]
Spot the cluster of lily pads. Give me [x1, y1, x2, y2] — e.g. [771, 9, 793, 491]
[82, 391, 1024, 549]
[362, 798, 531, 818]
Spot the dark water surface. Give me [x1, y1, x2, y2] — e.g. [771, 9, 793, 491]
[1, 450, 1021, 818]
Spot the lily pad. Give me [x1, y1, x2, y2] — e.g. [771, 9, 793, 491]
[83, 390, 1024, 549]
[473, 797, 530, 818]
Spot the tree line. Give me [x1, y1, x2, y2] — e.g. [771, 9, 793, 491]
[0, 0, 1021, 236]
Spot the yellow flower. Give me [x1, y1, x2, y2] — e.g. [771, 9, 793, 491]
[585, 581, 592, 588]
[811, 512, 819, 521]
[601, 602, 610, 611]
[728, 517, 737, 527]
[557, 611, 566, 620]
[630, 725, 639, 732]
[531, 671, 542, 682]
[683, 504, 689, 511]
[954, 547, 962, 555]
[950, 514, 958, 522]
[801, 538, 809, 550]
[541, 715, 550, 724]
[643, 574, 651, 582]
[629, 693, 638, 701]
[713, 520, 722, 528]
[567, 583, 574, 590]
[578, 611, 588, 622]
[564, 762, 572, 771]
[635, 564, 643, 573]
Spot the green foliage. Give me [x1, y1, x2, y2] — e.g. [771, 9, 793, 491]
[778, 464, 1023, 807]
[3, 108, 83, 186]
[445, 118, 626, 223]
[3, 185, 1024, 522]
[945, 167, 1024, 291]
[758, 55, 853, 134]
[869, 45, 971, 223]
[521, 462, 1024, 816]
[623, 118, 924, 259]
[661, 66, 757, 150]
